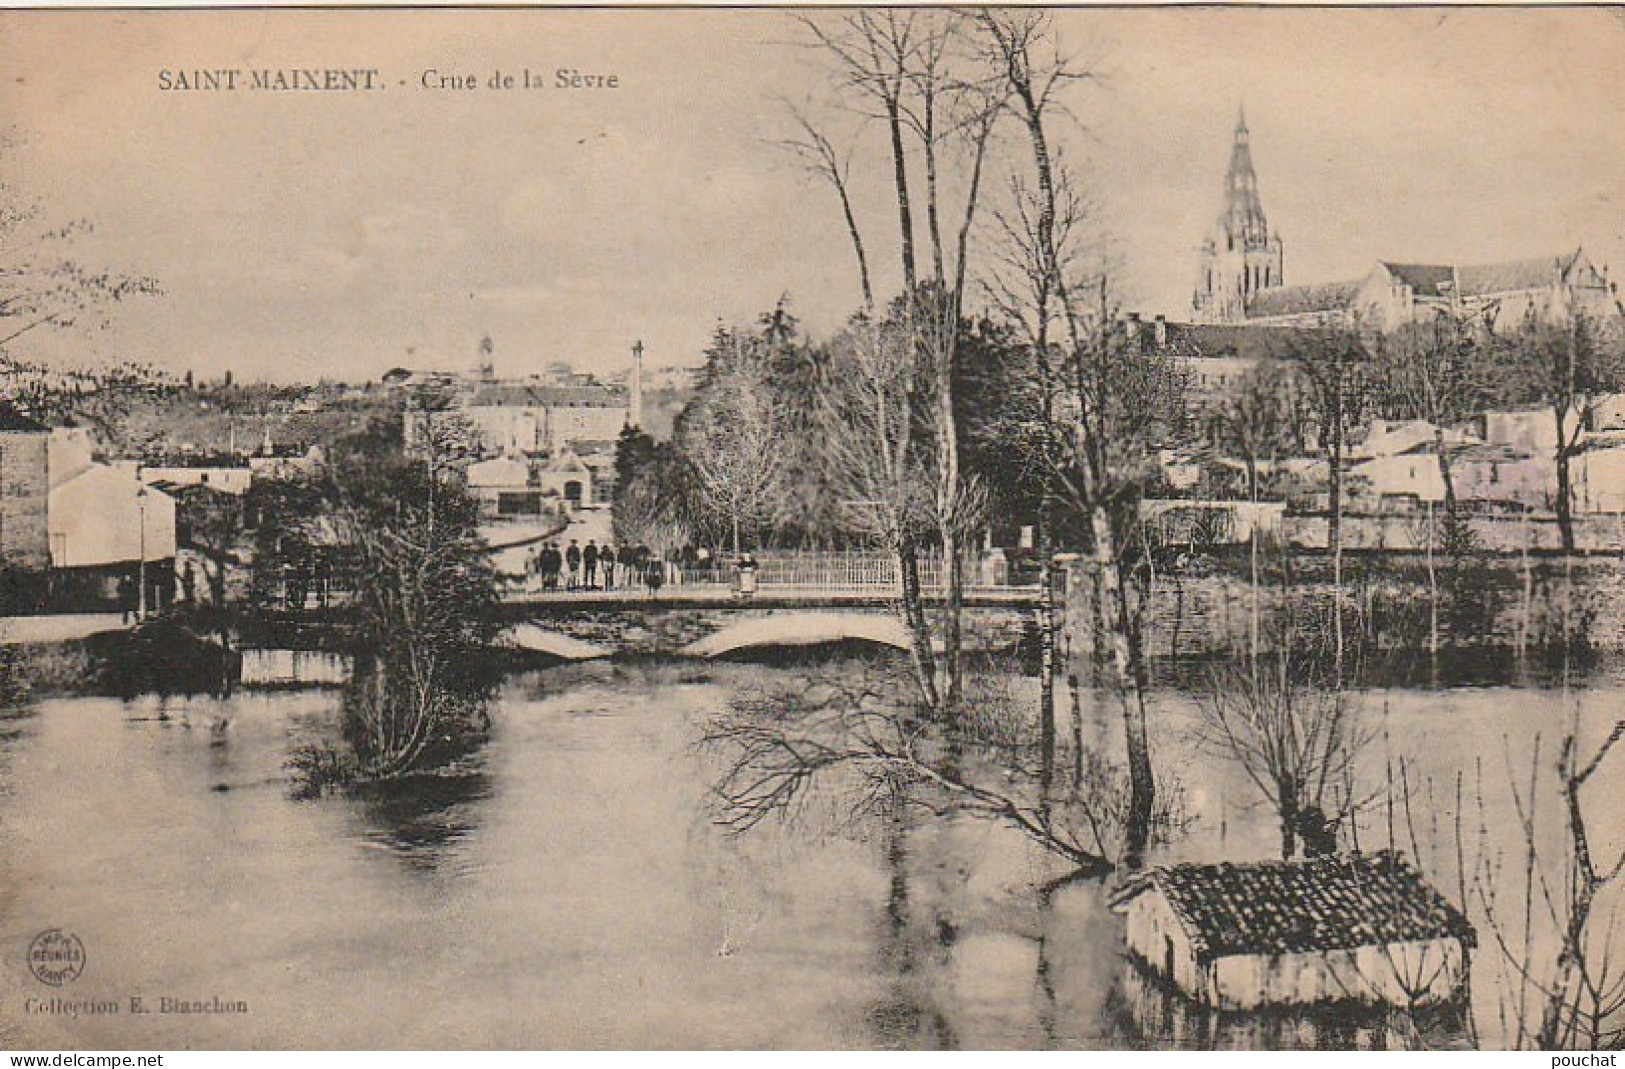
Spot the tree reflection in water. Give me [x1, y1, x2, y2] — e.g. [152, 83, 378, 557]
[1106, 957, 1474, 1050]
[351, 765, 492, 876]
[864, 791, 958, 1049]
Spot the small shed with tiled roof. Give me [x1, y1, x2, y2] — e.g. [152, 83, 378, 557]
[1110, 851, 1475, 1010]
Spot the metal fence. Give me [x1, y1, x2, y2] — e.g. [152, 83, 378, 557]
[689, 551, 1027, 595]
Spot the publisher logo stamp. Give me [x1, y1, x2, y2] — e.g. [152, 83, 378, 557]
[28, 929, 85, 987]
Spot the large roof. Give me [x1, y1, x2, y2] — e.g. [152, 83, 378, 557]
[1111, 851, 1475, 961]
[1246, 280, 1363, 319]
[1158, 321, 1303, 362]
[1380, 262, 1455, 297]
[1456, 251, 1583, 296]
[466, 382, 628, 408]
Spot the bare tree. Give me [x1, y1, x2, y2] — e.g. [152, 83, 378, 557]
[795, 10, 922, 292]
[1495, 315, 1624, 553]
[1472, 722, 1625, 1050]
[1282, 325, 1373, 681]
[1215, 361, 1292, 660]
[1196, 653, 1369, 859]
[822, 314, 941, 711]
[0, 133, 160, 354]
[793, 11, 1006, 710]
[975, 10, 1181, 867]
[776, 102, 873, 312]
[702, 663, 1116, 874]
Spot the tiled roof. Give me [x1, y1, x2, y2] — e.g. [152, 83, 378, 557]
[1159, 322, 1303, 362]
[0, 401, 48, 433]
[1111, 851, 1475, 961]
[1246, 281, 1363, 319]
[466, 383, 628, 408]
[1455, 251, 1581, 297]
[1381, 262, 1455, 297]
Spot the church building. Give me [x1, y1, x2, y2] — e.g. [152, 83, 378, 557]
[1190, 108, 1623, 333]
[1192, 109, 1285, 325]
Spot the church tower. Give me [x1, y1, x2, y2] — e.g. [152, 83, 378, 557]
[1193, 107, 1285, 323]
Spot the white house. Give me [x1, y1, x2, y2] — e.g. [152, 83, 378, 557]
[1352, 419, 1469, 461]
[1572, 437, 1625, 513]
[49, 463, 177, 570]
[1110, 852, 1475, 1011]
[142, 463, 254, 495]
[458, 382, 633, 456]
[466, 455, 542, 518]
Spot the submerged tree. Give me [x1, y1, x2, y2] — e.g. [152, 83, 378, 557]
[324, 421, 500, 780]
[1196, 653, 1369, 859]
[975, 8, 1182, 868]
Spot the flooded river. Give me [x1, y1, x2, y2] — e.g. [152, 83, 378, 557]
[0, 659, 1619, 1048]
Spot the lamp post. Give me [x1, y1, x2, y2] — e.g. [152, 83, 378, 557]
[136, 471, 148, 622]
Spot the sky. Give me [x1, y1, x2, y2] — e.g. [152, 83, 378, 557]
[1, 7, 1622, 384]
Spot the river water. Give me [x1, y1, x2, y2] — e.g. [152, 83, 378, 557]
[0, 659, 1619, 1049]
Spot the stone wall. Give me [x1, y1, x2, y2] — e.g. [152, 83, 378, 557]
[0, 429, 50, 570]
[1063, 556, 1625, 661]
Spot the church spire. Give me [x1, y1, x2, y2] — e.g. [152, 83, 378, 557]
[1193, 104, 1284, 323]
[1222, 105, 1267, 247]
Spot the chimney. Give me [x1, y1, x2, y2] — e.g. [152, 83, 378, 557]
[1154, 314, 1168, 346]
[629, 339, 645, 429]
[1125, 312, 1142, 344]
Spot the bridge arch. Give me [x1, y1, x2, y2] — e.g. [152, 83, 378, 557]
[680, 612, 913, 659]
[501, 622, 612, 661]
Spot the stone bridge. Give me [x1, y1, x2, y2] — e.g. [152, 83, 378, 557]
[491, 595, 1037, 661]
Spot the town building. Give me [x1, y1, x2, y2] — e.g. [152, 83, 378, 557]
[142, 460, 255, 496]
[0, 402, 51, 571]
[1110, 852, 1475, 1011]
[465, 446, 598, 519]
[1349, 441, 1547, 512]
[48, 461, 177, 610]
[1192, 109, 1624, 333]
[459, 381, 633, 456]
[1244, 252, 1624, 333]
[405, 340, 646, 501]
[1572, 434, 1625, 514]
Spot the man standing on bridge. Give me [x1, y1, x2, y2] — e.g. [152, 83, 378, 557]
[583, 540, 600, 590]
[600, 544, 616, 589]
[543, 542, 562, 591]
[565, 539, 582, 591]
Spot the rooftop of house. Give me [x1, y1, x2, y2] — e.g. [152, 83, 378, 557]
[464, 382, 629, 408]
[1158, 321, 1305, 362]
[1110, 851, 1476, 961]
[1456, 250, 1584, 296]
[1380, 262, 1457, 297]
[1245, 280, 1364, 319]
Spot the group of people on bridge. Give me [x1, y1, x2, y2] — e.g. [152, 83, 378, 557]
[525, 539, 667, 594]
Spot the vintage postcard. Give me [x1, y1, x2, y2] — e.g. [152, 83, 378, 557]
[0, 4, 1622, 1053]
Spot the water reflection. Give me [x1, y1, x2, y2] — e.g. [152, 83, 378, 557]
[349, 769, 493, 877]
[0, 662, 1614, 1048]
[1107, 958, 1474, 1050]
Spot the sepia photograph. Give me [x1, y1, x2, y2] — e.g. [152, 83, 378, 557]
[0, 4, 1622, 1053]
